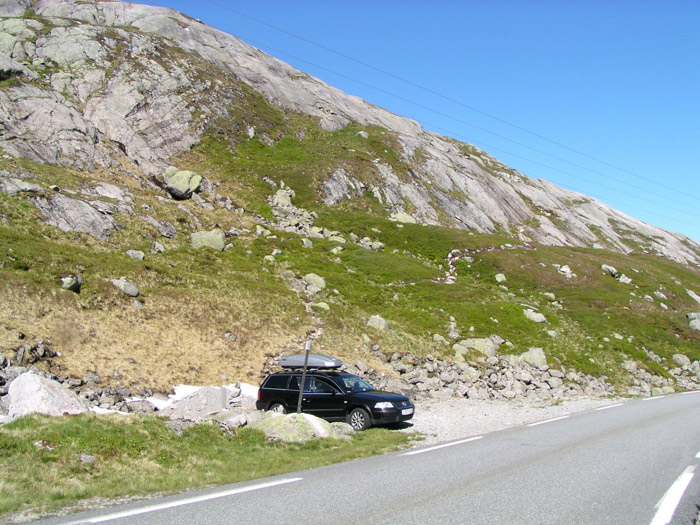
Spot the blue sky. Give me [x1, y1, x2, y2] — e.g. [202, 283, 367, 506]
[141, 0, 700, 243]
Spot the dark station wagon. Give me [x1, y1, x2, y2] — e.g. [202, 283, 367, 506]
[256, 354, 415, 430]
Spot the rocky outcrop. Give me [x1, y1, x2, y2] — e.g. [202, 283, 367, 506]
[33, 194, 116, 240]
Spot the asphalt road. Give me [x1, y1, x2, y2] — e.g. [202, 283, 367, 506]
[40, 392, 700, 525]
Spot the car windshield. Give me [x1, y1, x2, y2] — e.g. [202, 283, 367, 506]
[338, 374, 374, 392]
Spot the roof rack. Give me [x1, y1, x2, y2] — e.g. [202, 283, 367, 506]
[280, 353, 342, 370]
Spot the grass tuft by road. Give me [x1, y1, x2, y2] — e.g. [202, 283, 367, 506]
[0, 414, 413, 519]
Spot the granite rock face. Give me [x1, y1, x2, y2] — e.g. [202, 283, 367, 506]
[0, 0, 698, 265]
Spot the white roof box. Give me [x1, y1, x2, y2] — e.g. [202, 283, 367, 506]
[280, 353, 342, 370]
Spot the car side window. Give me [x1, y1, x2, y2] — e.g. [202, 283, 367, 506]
[289, 376, 300, 391]
[264, 375, 289, 389]
[313, 379, 337, 394]
[302, 378, 314, 393]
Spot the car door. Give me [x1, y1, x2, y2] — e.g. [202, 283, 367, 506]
[301, 377, 346, 421]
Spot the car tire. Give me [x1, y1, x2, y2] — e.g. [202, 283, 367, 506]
[348, 407, 371, 430]
[269, 402, 287, 414]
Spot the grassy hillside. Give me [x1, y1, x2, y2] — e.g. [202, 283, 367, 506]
[1, 78, 699, 395]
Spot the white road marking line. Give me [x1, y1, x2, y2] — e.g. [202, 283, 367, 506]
[650, 466, 695, 525]
[403, 436, 483, 456]
[66, 478, 303, 524]
[595, 403, 624, 411]
[696, 450, 700, 459]
[527, 415, 569, 427]
[682, 390, 700, 395]
[643, 396, 665, 401]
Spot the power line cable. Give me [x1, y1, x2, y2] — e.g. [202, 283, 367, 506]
[418, 120, 700, 226]
[241, 36, 700, 220]
[202, 0, 697, 203]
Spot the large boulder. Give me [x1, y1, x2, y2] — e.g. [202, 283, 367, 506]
[250, 412, 352, 442]
[61, 274, 83, 293]
[161, 386, 234, 420]
[519, 347, 548, 368]
[618, 274, 633, 285]
[367, 315, 389, 331]
[190, 229, 225, 251]
[165, 170, 202, 200]
[453, 338, 498, 358]
[271, 188, 294, 208]
[109, 277, 139, 297]
[8, 372, 88, 418]
[601, 264, 618, 278]
[303, 273, 326, 290]
[672, 354, 691, 368]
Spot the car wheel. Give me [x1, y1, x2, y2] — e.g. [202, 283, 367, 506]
[269, 402, 287, 414]
[348, 407, 371, 430]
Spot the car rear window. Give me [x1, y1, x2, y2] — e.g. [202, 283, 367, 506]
[264, 375, 289, 389]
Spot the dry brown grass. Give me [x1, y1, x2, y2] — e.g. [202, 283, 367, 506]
[0, 278, 315, 392]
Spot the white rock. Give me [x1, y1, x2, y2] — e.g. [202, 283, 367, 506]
[523, 308, 547, 323]
[618, 274, 633, 284]
[303, 273, 326, 290]
[519, 347, 547, 368]
[8, 372, 87, 417]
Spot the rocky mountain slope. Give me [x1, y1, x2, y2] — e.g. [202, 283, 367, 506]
[1, 0, 699, 265]
[1, 0, 700, 401]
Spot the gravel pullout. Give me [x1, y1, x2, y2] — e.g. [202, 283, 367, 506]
[402, 396, 624, 446]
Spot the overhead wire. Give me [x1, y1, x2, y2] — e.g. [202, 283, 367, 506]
[201, 0, 698, 205]
[234, 35, 700, 224]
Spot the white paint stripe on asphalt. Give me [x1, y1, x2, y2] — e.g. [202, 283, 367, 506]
[527, 415, 569, 427]
[403, 436, 483, 456]
[681, 391, 700, 395]
[696, 450, 700, 459]
[650, 466, 695, 525]
[642, 396, 665, 401]
[595, 403, 624, 411]
[66, 478, 303, 524]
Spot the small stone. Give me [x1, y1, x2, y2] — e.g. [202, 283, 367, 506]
[61, 274, 83, 293]
[125, 250, 145, 260]
[367, 315, 389, 331]
[303, 273, 326, 290]
[109, 277, 139, 297]
[523, 309, 547, 323]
